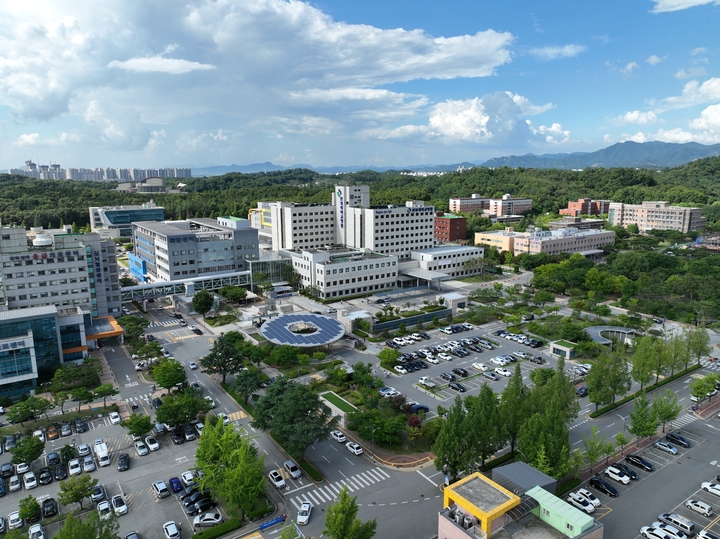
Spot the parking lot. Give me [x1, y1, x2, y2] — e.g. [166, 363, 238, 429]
[567, 424, 720, 539]
[0, 419, 211, 538]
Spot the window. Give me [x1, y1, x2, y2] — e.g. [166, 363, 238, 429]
[542, 508, 550, 517]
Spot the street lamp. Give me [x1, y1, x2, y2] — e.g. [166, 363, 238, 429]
[616, 413, 627, 431]
[364, 425, 380, 463]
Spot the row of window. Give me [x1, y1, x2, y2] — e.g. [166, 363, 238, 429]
[2, 257, 80, 267]
[317, 273, 396, 288]
[319, 283, 387, 298]
[7, 291, 87, 300]
[4, 277, 88, 289]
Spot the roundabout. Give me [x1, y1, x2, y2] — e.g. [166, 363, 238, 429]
[259, 313, 346, 347]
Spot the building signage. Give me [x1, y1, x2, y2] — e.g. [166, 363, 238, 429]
[9, 250, 79, 261]
[0, 339, 28, 350]
[93, 250, 103, 283]
[337, 189, 344, 229]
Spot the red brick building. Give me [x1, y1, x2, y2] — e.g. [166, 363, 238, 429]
[559, 198, 612, 217]
[434, 212, 467, 242]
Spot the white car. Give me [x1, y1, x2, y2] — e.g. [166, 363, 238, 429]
[702, 482, 720, 497]
[566, 492, 594, 514]
[216, 412, 231, 426]
[134, 440, 149, 456]
[15, 462, 29, 474]
[97, 500, 112, 520]
[651, 522, 689, 539]
[576, 488, 600, 507]
[32, 430, 45, 443]
[8, 511, 22, 530]
[411, 333, 422, 341]
[68, 459, 82, 476]
[346, 442, 363, 455]
[393, 338, 406, 347]
[145, 436, 160, 451]
[187, 361, 198, 370]
[641, 527, 676, 539]
[204, 396, 217, 409]
[181, 471, 197, 486]
[109, 412, 121, 425]
[491, 357, 509, 366]
[604, 465, 630, 485]
[82, 455, 96, 472]
[472, 362, 488, 372]
[23, 471, 37, 490]
[268, 470, 286, 489]
[111, 494, 128, 516]
[686, 499, 713, 517]
[425, 356, 439, 364]
[394, 365, 408, 375]
[330, 430, 346, 443]
[297, 501, 313, 525]
[193, 512, 224, 528]
[495, 367, 512, 377]
[28, 524, 44, 539]
[163, 521, 181, 539]
[438, 353, 452, 361]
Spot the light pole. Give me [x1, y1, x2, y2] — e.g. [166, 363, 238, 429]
[616, 413, 627, 431]
[364, 425, 380, 463]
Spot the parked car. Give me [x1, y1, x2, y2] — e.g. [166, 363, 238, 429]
[117, 454, 130, 472]
[394, 365, 408, 375]
[168, 477, 183, 493]
[666, 431, 692, 448]
[654, 440, 678, 455]
[269, 470, 286, 489]
[284, 460, 301, 479]
[97, 501, 113, 521]
[134, 441, 149, 457]
[566, 492, 594, 514]
[163, 521, 182, 539]
[68, 459, 82, 476]
[482, 371, 500, 381]
[614, 463, 638, 480]
[91, 485, 106, 503]
[53, 464, 67, 481]
[604, 466, 630, 485]
[112, 494, 128, 516]
[41, 498, 58, 518]
[46, 426, 59, 440]
[440, 372, 456, 382]
[193, 512, 224, 528]
[625, 453, 654, 472]
[82, 456, 96, 472]
[588, 476, 618, 497]
[576, 488, 600, 507]
[702, 482, 720, 497]
[153, 480, 171, 499]
[495, 367, 512, 377]
[451, 368, 469, 378]
[145, 436, 160, 451]
[187, 361, 198, 370]
[448, 382, 466, 392]
[181, 471, 197, 487]
[109, 412, 121, 425]
[37, 467, 52, 485]
[686, 499, 713, 517]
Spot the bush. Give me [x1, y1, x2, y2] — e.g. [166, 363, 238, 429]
[556, 477, 582, 496]
[353, 329, 369, 338]
[480, 451, 515, 472]
[299, 459, 323, 481]
[193, 519, 243, 539]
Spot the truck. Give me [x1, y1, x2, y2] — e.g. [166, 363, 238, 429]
[418, 376, 436, 389]
[93, 439, 110, 467]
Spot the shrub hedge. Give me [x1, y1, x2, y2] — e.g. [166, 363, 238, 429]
[193, 518, 243, 539]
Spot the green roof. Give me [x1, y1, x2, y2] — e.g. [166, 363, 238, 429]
[527, 486, 594, 527]
[553, 340, 576, 348]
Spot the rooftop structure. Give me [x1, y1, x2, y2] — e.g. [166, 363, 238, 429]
[476, 227, 614, 258]
[259, 313, 345, 347]
[89, 201, 165, 239]
[547, 216, 606, 232]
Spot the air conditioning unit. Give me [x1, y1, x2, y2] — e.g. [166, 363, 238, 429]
[463, 517, 473, 530]
[455, 511, 464, 525]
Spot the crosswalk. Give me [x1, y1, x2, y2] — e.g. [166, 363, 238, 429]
[670, 413, 697, 429]
[700, 359, 720, 372]
[147, 320, 184, 328]
[288, 467, 391, 510]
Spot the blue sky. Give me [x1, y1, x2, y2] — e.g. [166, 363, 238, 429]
[0, 0, 718, 170]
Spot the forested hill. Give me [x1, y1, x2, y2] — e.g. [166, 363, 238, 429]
[2, 156, 720, 231]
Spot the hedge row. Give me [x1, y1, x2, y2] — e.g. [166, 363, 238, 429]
[589, 363, 703, 418]
[193, 518, 243, 539]
[480, 451, 516, 472]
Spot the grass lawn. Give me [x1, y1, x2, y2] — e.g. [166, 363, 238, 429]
[321, 391, 356, 413]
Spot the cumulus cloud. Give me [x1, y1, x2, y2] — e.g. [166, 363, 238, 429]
[654, 77, 720, 111]
[505, 93, 555, 115]
[613, 110, 658, 125]
[107, 55, 215, 74]
[651, 0, 720, 12]
[691, 47, 708, 55]
[676, 67, 707, 79]
[529, 122, 570, 144]
[646, 55, 666, 65]
[621, 62, 639, 74]
[529, 44, 587, 60]
[689, 103, 720, 131]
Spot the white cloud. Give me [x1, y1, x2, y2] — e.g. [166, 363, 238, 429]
[530, 122, 570, 144]
[676, 67, 707, 79]
[107, 55, 216, 74]
[689, 103, 720, 130]
[691, 47, 707, 55]
[651, 0, 720, 13]
[621, 62, 638, 74]
[613, 110, 658, 125]
[529, 44, 587, 60]
[505, 92, 555, 115]
[653, 77, 720, 111]
[646, 55, 666, 65]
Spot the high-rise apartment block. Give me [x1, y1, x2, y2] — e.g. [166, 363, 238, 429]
[607, 201, 706, 233]
[8, 162, 191, 182]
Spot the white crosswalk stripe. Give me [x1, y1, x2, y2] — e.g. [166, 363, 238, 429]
[148, 320, 183, 327]
[670, 413, 697, 428]
[290, 467, 391, 510]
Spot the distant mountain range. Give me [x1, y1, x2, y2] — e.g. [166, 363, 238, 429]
[191, 141, 720, 176]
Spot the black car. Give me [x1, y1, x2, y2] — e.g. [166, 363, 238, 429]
[614, 463, 638, 480]
[117, 453, 130, 472]
[42, 498, 58, 518]
[417, 361, 429, 370]
[529, 356, 544, 364]
[589, 476, 618, 497]
[482, 372, 500, 381]
[46, 452, 60, 466]
[576, 386, 588, 397]
[178, 485, 200, 501]
[385, 341, 399, 349]
[405, 363, 417, 373]
[452, 368, 469, 378]
[493, 330, 505, 336]
[448, 382, 467, 392]
[146, 334, 156, 342]
[0, 462, 13, 478]
[0, 481, 6, 497]
[38, 467, 53, 485]
[183, 491, 210, 508]
[440, 372, 456, 382]
[171, 428, 185, 445]
[625, 453, 654, 472]
[192, 328, 203, 335]
[666, 431, 691, 448]
[186, 497, 217, 516]
[419, 332, 431, 340]
[53, 464, 68, 481]
[73, 418, 88, 433]
[152, 397, 163, 409]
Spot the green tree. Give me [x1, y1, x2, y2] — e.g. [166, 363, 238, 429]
[433, 397, 471, 482]
[23, 395, 54, 420]
[57, 473, 98, 509]
[231, 369, 263, 404]
[192, 289, 214, 318]
[119, 276, 137, 287]
[94, 384, 119, 408]
[630, 337, 655, 390]
[218, 285, 248, 304]
[6, 401, 33, 426]
[538, 358, 580, 425]
[54, 391, 71, 415]
[378, 348, 400, 370]
[18, 495, 40, 522]
[156, 392, 212, 427]
[615, 432, 629, 456]
[200, 331, 248, 383]
[467, 384, 504, 467]
[666, 333, 690, 376]
[689, 375, 717, 409]
[323, 485, 377, 539]
[499, 364, 529, 453]
[59, 444, 76, 464]
[120, 413, 153, 438]
[53, 511, 119, 539]
[71, 387, 94, 412]
[581, 425, 606, 474]
[517, 408, 570, 479]
[196, 420, 265, 521]
[252, 378, 339, 459]
[529, 367, 555, 387]
[10, 435, 45, 466]
[152, 358, 187, 390]
[687, 326, 712, 366]
[585, 355, 615, 412]
[627, 393, 659, 445]
[651, 389, 683, 433]
[115, 315, 150, 342]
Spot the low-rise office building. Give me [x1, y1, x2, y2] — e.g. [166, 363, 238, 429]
[290, 247, 398, 300]
[547, 216, 606, 231]
[89, 201, 165, 238]
[449, 194, 532, 216]
[608, 201, 707, 233]
[409, 245, 485, 279]
[130, 217, 259, 283]
[434, 212, 467, 243]
[476, 227, 614, 257]
[559, 198, 612, 217]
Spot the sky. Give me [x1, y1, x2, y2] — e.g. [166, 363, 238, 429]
[0, 0, 719, 170]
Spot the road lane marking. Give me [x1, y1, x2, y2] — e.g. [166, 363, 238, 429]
[416, 469, 439, 486]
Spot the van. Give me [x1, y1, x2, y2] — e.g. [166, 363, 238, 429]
[657, 512, 695, 535]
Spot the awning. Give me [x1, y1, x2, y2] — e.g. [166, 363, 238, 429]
[400, 268, 452, 281]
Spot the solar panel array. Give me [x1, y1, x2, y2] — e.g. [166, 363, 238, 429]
[260, 313, 346, 347]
